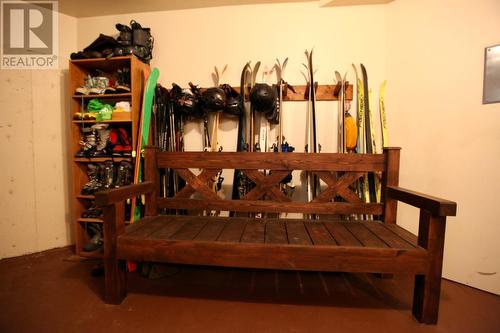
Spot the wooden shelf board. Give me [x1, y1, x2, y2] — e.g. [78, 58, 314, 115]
[74, 156, 133, 163]
[76, 194, 95, 200]
[72, 93, 131, 99]
[69, 56, 132, 72]
[78, 217, 103, 223]
[72, 119, 132, 124]
[77, 251, 103, 259]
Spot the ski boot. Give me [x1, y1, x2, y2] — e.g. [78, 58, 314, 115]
[115, 68, 131, 93]
[100, 160, 115, 190]
[112, 128, 132, 157]
[75, 127, 97, 157]
[83, 223, 103, 252]
[81, 163, 103, 195]
[131, 20, 154, 64]
[115, 161, 133, 187]
[91, 124, 112, 157]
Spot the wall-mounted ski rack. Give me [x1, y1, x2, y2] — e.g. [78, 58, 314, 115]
[195, 84, 353, 102]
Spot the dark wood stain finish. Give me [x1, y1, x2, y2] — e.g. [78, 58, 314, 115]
[97, 147, 457, 325]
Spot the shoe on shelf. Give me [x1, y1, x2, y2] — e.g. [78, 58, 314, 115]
[115, 160, 133, 187]
[91, 124, 112, 157]
[83, 223, 103, 252]
[75, 127, 97, 157]
[100, 160, 115, 190]
[115, 68, 131, 93]
[81, 163, 103, 195]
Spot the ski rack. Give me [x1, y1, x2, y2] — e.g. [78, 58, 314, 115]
[193, 85, 353, 102]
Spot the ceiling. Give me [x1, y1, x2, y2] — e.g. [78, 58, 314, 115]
[55, 0, 393, 18]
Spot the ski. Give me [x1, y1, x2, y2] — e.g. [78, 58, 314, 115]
[231, 62, 252, 204]
[379, 80, 388, 148]
[303, 49, 320, 217]
[360, 64, 377, 205]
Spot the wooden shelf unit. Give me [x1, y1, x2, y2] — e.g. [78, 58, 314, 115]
[69, 56, 149, 257]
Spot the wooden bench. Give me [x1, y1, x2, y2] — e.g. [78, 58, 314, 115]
[95, 147, 456, 324]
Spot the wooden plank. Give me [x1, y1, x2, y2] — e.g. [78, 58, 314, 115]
[265, 221, 288, 244]
[382, 148, 400, 224]
[194, 220, 226, 241]
[314, 171, 363, 203]
[362, 221, 415, 249]
[147, 218, 187, 240]
[170, 219, 208, 240]
[158, 198, 384, 215]
[305, 222, 337, 245]
[124, 216, 168, 238]
[242, 170, 292, 202]
[383, 224, 418, 246]
[387, 185, 457, 217]
[174, 169, 220, 199]
[240, 222, 266, 244]
[232, 84, 353, 101]
[156, 152, 386, 172]
[175, 168, 222, 201]
[217, 220, 248, 242]
[344, 223, 388, 248]
[95, 181, 155, 205]
[286, 221, 312, 245]
[118, 238, 428, 274]
[323, 222, 363, 247]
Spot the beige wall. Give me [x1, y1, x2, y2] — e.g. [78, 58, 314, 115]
[0, 13, 77, 258]
[386, 0, 500, 294]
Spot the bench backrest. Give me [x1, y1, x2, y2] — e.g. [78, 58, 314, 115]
[144, 147, 401, 221]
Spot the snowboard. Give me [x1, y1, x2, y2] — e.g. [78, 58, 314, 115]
[130, 67, 160, 223]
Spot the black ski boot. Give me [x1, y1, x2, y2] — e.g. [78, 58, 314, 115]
[115, 161, 133, 187]
[100, 160, 115, 189]
[130, 20, 154, 64]
[75, 127, 97, 157]
[81, 164, 103, 195]
[83, 223, 103, 252]
[91, 124, 112, 157]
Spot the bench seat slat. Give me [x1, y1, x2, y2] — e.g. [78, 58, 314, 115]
[323, 222, 363, 247]
[361, 221, 416, 249]
[193, 220, 226, 241]
[344, 223, 388, 248]
[286, 221, 312, 245]
[170, 219, 208, 241]
[217, 220, 247, 242]
[305, 223, 337, 245]
[265, 221, 288, 244]
[241, 222, 266, 243]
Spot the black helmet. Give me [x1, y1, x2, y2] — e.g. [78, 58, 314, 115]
[202, 87, 226, 112]
[170, 83, 201, 117]
[220, 84, 242, 116]
[250, 83, 277, 114]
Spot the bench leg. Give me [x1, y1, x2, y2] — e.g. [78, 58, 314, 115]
[412, 211, 446, 324]
[104, 258, 127, 304]
[102, 203, 127, 304]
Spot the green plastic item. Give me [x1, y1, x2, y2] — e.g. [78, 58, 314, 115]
[96, 104, 113, 121]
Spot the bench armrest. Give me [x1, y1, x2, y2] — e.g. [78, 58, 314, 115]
[95, 181, 155, 206]
[387, 185, 457, 217]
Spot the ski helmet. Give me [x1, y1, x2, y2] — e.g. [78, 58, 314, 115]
[202, 87, 226, 112]
[250, 83, 277, 114]
[171, 83, 200, 117]
[221, 84, 242, 116]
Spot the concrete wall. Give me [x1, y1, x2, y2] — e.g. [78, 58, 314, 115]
[0, 13, 77, 258]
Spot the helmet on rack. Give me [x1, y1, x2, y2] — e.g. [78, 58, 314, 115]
[250, 83, 277, 114]
[170, 83, 201, 117]
[202, 87, 226, 112]
[221, 84, 242, 116]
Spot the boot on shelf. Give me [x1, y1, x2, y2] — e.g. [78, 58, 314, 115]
[115, 161, 133, 187]
[100, 160, 115, 190]
[91, 124, 112, 157]
[83, 223, 103, 252]
[75, 127, 97, 157]
[81, 163, 103, 195]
